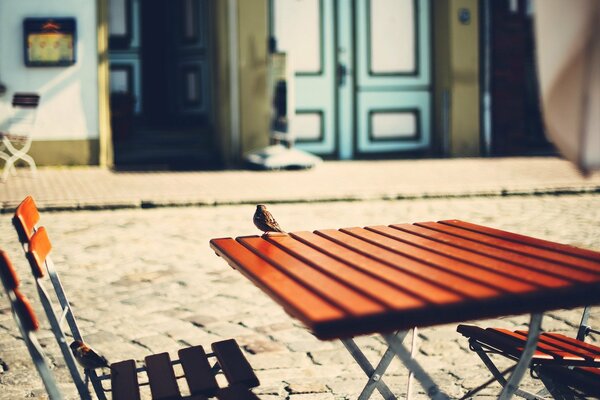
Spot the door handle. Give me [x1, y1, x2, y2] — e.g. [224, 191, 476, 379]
[337, 63, 348, 87]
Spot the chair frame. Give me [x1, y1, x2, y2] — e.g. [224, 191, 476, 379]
[1, 93, 39, 182]
[458, 306, 598, 400]
[12, 195, 261, 400]
[0, 250, 63, 400]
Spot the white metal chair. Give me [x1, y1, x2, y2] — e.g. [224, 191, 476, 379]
[0, 93, 40, 182]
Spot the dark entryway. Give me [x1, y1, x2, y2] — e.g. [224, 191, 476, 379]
[108, 0, 217, 169]
[484, 0, 555, 156]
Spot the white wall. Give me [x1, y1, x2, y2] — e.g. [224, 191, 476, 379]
[0, 0, 99, 141]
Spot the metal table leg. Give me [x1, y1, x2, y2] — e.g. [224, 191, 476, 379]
[341, 331, 409, 400]
[383, 333, 451, 400]
[499, 313, 544, 400]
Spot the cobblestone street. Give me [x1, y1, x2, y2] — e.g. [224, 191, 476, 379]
[0, 193, 599, 399]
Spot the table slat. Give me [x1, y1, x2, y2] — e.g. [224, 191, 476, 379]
[266, 234, 424, 311]
[401, 223, 599, 282]
[238, 236, 384, 316]
[415, 222, 600, 274]
[210, 238, 344, 325]
[367, 225, 571, 288]
[440, 220, 600, 262]
[291, 231, 460, 305]
[335, 227, 537, 297]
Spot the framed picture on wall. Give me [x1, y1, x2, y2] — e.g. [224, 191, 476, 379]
[24, 18, 76, 67]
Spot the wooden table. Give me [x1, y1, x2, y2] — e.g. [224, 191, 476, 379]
[210, 220, 600, 399]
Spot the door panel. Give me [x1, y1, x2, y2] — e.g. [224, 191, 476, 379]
[270, 0, 336, 155]
[357, 91, 430, 153]
[270, 0, 431, 158]
[169, 0, 210, 120]
[355, 0, 431, 154]
[355, 0, 431, 87]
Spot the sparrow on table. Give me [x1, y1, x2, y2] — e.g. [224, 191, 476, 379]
[70, 340, 110, 370]
[253, 204, 286, 235]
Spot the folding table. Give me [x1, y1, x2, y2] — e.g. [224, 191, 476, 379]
[210, 219, 600, 399]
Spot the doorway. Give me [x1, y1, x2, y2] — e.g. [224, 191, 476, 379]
[108, 0, 215, 169]
[486, 1, 552, 156]
[270, 0, 432, 159]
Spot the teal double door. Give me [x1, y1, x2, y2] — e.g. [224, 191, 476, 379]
[270, 0, 431, 159]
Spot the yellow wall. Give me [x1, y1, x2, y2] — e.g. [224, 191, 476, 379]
[97, 0, 113, 167]
[433, 0, 480, 156]
[211, 0, 233, 165]
[29, 140, 100, 166]
[237, 0, 270, 158]
[211, 0, 269, 165]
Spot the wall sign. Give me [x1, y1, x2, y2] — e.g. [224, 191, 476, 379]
[24, 18, 76, 67]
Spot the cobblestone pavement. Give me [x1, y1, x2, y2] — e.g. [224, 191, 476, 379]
[0, 194, 599, 399]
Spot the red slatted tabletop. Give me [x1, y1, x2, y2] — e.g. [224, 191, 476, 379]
[210, 220, 600, 340]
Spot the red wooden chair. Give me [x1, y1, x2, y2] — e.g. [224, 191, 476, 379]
[11, 196, 261, 400]
[457, 307, 600, 399]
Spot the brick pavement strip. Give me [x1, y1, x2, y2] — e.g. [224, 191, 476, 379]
[1, 157, 600, 213]
[0, 195, 599, 399]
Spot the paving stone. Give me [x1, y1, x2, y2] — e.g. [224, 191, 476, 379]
[0, 193, 599, 399]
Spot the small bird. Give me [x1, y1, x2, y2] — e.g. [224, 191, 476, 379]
[69, 340, 110, 370]
[253, 204, 286, 234]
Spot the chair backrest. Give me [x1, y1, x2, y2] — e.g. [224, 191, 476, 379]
[4, 93, 40, 137]
[12, 196, 97, 400]
[13, 195, 40, 244]
[0, 250, 62, 400]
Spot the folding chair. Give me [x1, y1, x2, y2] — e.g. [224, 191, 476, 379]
[12, 195, 262, 400]
[457, 306, 600, 400]
[0, 250, 62, 400]
[0, 93, 40, 182]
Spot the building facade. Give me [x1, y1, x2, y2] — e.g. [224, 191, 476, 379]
[0, 0, 551, 169]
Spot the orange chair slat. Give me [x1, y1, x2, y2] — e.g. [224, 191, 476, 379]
[513, 330, 600, 362]
[291, 231, 459, 305]
[491, 329, 594, 362]
[13, 196, 40, 243]
[238, 236, 384, 316]
[210, 238, 345, 325]
[457, 325, 554, 360]
[145, 352, 180, 400]
[13, 289, 40, 332]
[0, 251, 20, 290]
[440, 220, 600, 262]
[28, 227, 52, 278]
[410, 222, 600, 282]
[267, 234, 424, 311]
[334, 227, 510, 299]
[542, 332, 600, 356]
[370, 225, 572, 289]
[111, 359, 141, 400]
[579, 366, 600, 375]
